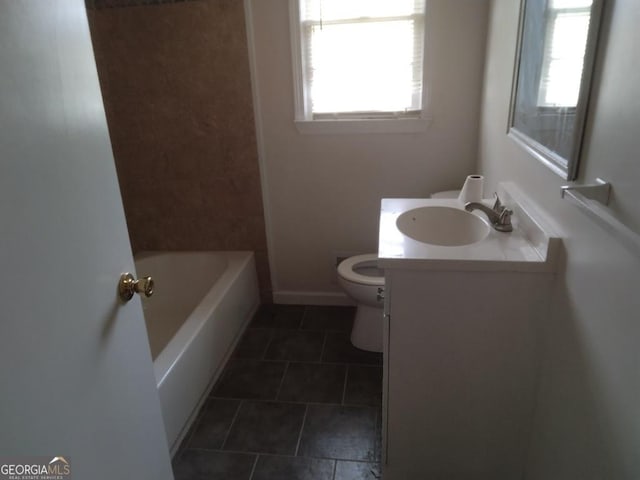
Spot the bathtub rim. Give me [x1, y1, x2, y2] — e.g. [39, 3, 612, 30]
[136, 250, 260, 455]
[134, 250, 256, 387]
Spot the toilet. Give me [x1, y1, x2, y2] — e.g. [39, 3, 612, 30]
[337, 190, 461, 353]
[337, 254, 385, 352]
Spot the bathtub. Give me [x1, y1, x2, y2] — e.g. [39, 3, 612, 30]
[135, 251, 260, 455]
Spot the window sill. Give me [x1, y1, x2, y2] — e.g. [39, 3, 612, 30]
[294, 116, 433, 135]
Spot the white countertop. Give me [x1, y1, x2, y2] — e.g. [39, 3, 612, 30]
[378, 190, 559, 272]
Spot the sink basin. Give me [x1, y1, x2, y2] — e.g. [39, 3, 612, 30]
[396, 206, 491, 246]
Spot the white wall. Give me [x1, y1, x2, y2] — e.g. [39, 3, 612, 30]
[479, 1, 640, 478]
[247, 0, 489, 302]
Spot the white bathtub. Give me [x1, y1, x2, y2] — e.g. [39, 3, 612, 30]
[135, 251, 260, 455]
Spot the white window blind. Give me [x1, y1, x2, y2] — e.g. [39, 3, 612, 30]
[297, 0, 426, 119]
[537, 0, 592, 108]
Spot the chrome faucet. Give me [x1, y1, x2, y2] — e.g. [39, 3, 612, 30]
[464, 194, 513, 232]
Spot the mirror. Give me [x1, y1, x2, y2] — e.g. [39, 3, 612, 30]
[509, 0, 603, 180]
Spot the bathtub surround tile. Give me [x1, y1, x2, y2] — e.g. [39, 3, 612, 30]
[224, 401, 306, 455]
[200, 174, 266, 219]
[87, 0, 272, 300]
[297, 405, 379, 462]
[212, 215, 268, 251]
[172, 449, 256, 480]
[233, 328, 273, 360]
[301, 306, 356, 332]
[251, 455, 335, 480]
[264, 330, 325, 362]
[344, 366, 383, 406]
[278, 363, 346, 404]
[250, 304, 305, 330]
[213, 359, 286, 400]
[322, 332, 383, 366]
[334, 461, 382, 480]
[188, 398, 241, 450]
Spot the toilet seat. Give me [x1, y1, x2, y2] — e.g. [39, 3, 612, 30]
[337, 254, 384, 286]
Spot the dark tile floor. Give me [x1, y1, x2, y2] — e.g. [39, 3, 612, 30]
[173, 305, 383, 480]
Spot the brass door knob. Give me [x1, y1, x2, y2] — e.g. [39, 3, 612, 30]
[119, 273, 154, 302]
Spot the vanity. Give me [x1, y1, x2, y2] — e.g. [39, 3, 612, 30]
[378, 183, 559, 479]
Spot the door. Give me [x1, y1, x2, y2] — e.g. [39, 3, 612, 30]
[0, 1, 174, 479]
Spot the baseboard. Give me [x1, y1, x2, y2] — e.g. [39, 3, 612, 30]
[273, 290, 354, 306]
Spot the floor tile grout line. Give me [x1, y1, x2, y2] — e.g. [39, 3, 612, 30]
[274, 361, 290, 400]
[319, 330, 329, 362]
[221, 358, 381, 367]
[184, 446, 382, 463]
[248, 327, 355, 333]
[260, 328, 275, 361]
[265, 355, 378, 366]
[209, 396, 380, 408]
[247, 454, 260, 480]
[184, 446, 381, 470]
[341, 365, 350, 405]
[293, 403, 309, 457]
[220, 399, 244, 450]
[298, 305, 308, 329]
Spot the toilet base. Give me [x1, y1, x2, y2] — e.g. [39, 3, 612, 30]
[350, 304, 383, 353]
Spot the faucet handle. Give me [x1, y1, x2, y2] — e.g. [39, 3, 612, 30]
[499, 207, 512, 221]
[497, 207, 513, 231]
[492, 193, 505, 212]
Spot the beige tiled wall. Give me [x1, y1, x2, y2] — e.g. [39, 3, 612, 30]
[87, 0, 271, 300]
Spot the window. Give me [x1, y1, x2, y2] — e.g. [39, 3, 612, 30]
[290, 0, 429, 133]
[537, 0, 592, 108]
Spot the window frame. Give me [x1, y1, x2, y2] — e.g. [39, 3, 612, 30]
[288, 0, 432, 134]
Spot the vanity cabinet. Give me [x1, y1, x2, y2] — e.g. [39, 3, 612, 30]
[381, 267, 552, 479]
[377, 185, 559, 479]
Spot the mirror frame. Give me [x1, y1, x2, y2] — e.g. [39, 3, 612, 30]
[508, 0, 604, 180]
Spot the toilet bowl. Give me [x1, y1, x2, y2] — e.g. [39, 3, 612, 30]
[337, 254, 385, 352]
[336, 191, 460, 352]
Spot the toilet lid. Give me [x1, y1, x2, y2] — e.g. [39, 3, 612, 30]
[337, 254, 384, 286]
